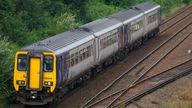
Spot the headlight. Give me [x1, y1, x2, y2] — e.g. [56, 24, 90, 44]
[16, 80, 25, 85]
[44, 81, 53, 86]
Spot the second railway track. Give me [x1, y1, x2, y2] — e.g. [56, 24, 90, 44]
[112, 60, 192, 108]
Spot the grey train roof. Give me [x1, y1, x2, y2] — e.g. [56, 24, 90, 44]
[134, 2, 160, 14]
[81, 18, 122, 37]
[22, 29, 94, 55]
[21, 2, 160, 55]
[110, 9, 143, 24]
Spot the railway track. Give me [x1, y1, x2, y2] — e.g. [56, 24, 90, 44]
[160, 5, 192, 33]
[112, 61, 192, 108]
[85, 57, 192, 108]
[82, 11, 192, 108]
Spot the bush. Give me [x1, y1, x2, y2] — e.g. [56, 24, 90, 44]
[83, 0, 120, 22]
[0, 0, 79, 46]
[0, 37, 18, 104]
[182, 0, 192, 4]
[26, 12, 80, 45]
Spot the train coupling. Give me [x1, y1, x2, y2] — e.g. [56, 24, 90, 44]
[30, 91, 38, 99]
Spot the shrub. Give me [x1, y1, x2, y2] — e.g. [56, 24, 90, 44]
[0, 37, 18, 104]
[83, 0, 120, 22]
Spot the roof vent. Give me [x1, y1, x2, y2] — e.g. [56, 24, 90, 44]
[35, 42, 49, 46]
[131, 7, 141, 11]
[81, 27, 94, 34]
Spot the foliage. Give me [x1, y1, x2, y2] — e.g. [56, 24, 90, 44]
[26, 12, 80, 44]
[81, 0, 120, 22]
[0, 37, 19, 104]
[0, 0, 79, 46]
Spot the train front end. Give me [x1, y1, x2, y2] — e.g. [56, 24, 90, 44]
[13, 51, 57, 105]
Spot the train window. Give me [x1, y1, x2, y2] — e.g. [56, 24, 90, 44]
[87, 45, 92, 57]
[100, 30, 118, 50]
[79, 50, 83, 62]
[70, 54, 75, 67]
[43, 55, 53, 72]
[130, 21, 143, 33]
[83, 48, 87, 59]
[18, 54, 27, 71]
[148, 13, 157, 24]
[74, 52, 79, 65]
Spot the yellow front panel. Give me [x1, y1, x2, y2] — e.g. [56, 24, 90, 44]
[14, 51, 28, 91]
[29, 58, 41, 89]
[43, 52, 57, 92]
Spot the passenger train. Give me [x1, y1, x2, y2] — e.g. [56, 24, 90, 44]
[13, 2, 160, 105]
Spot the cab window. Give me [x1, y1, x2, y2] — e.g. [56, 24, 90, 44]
[18, 54, 27, 71]
[44, 55, 53, 72]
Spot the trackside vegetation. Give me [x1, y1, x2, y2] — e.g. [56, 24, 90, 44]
[0, 0, 191, 106]
[167, 85, 192, 108]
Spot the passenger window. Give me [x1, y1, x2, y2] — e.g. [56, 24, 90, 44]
[70, 54, 75, 67]
[148, 14, 157, 24]
[83, 48, 87, 59]
[18, 54, 27, 71]
[130, 20, 143, 33]
[79, 50, 83, 62]
[74, 52, 78, 64]
[43, 55, 53, 72]
[87, 45, 92, 57]
[100, 29, 118, 50]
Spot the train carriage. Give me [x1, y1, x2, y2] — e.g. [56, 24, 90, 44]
[135, 2, 161, 36]
[110, 9, 145, 48]
[81, 18, 122, 63]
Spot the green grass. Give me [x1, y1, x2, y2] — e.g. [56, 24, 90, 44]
[167, 86, 192, 108]
[161, 4, 186, 19]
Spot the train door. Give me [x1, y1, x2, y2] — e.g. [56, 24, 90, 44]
[27, 54, 43, 90]
[29, 57, 40, 89]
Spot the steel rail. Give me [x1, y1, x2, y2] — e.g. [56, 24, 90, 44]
[160, 8, 192, 33]
[84, 57, 192, 108]
[112, 66, 192, 108]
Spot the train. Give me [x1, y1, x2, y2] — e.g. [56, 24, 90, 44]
[13, 2, 160, 105]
